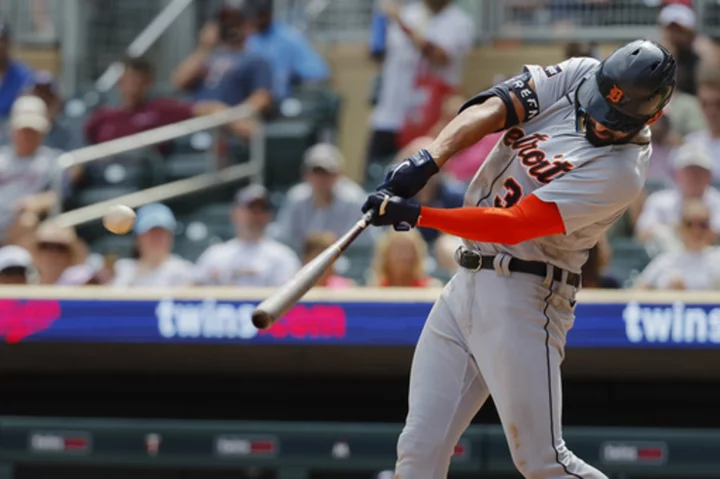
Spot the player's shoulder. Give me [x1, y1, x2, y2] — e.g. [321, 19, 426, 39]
[525, 56, 599, 88]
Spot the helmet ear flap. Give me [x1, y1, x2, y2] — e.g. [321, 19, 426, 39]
[646, 110, 663, 126]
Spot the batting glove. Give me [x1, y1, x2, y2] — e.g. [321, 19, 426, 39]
[362, 192, 421, 230]
[377, 149, 439, 199]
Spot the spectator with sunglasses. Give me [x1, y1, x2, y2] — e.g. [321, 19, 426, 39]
[635, 199, 720, 290]
[636, 143, 720, 255]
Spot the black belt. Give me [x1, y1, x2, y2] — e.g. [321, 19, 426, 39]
[456, 249, 581, 288]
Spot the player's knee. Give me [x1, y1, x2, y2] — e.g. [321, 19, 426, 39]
[396, 426, 450, 464]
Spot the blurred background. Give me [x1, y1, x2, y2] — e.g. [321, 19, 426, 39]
[0, 0, 720, 477]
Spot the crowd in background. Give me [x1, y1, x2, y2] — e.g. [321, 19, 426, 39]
[0, 0, 719, 292]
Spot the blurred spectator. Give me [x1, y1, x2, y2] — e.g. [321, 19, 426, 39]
[195, 184, 300, 286]
[581, 235, 620, 289]
[302, 231, 355, 288]
[395, 137, 464, 243]
[433, 233, 462, 276]
[635, 143, 720, 254]
[369, 229, 441, 287]
[685, 63, 720, 177]
[658, 3, 720, 95]
[564, 41, 600, 59]
[273, 143, 373, 251]
[27, 71, 83, 151]
[647, 113, 682, 183]
[112, 203, 194, 287]
[244, 0, 330, 100]
[86, 57, 256, 147]
[665, 91, 706, 138]
[32, 222, 88, 285]
[172, 6, 272, 113]
[0, 245, 36, 285]
[635, 200, 720, 290]
[427, 94, 503, 183]
[0, 96, 66, 243]
[0, 22, 34, 119]
[368, 0, 474, 162]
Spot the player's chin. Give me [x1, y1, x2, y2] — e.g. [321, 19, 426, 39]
[584, 128, 635, 147]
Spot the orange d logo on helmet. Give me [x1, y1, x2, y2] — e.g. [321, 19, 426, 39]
[606, 85, 624, 104]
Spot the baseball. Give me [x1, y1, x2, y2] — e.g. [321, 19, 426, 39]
[103, 204, 136, 235]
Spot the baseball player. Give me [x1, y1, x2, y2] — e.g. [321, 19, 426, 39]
[361, 40, 676, 479]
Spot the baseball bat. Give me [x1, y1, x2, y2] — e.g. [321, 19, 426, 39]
[251, 210, 375, 330]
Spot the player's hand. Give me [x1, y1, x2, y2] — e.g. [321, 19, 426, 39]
[362, 192, 420, 230]
[377, 149, 439, 199]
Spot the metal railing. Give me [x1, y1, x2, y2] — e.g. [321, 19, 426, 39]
[49, 104, 264, 229]
[94, 0, 194, 92]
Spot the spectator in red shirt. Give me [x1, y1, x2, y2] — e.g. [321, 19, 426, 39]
[85, 56, 255, 146]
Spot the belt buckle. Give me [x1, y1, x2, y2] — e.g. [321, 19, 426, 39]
[456, 248, 483, 273]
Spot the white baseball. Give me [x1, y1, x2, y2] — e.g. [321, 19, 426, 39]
[103, 204, 136, 235]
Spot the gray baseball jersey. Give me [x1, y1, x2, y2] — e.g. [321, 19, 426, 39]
[463, 57, 650, 273]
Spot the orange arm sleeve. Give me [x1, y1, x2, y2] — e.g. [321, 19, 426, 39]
[417, 194, 565, 245]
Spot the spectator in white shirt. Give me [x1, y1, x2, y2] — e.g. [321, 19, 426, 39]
[1, 96, 67, 244]
[272, 143, 373, 252]
[195, 184, 300, 286]
[635, 200, 720, 290]
[367, 0, 474, 162]
[636, 143, 720, 255]
[684, 63, 720, 178]
[0, 244, 36, 285]
[112, 203, 194, 287]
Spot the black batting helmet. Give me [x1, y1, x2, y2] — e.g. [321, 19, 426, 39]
[576, 39, 676, 133]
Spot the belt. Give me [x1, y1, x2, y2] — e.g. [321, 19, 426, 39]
[456, 249, 581, 288]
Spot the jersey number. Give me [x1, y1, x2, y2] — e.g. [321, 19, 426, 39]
[493, 178, 523, 208]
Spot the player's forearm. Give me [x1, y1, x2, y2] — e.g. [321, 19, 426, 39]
[417, 194, 565, 245]
[426, 98, 506, 168]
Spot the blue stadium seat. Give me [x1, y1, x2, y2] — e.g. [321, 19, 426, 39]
[264, 119, 319, 191]
[607, 237, 651, 287]
[163, 152, 216, 180]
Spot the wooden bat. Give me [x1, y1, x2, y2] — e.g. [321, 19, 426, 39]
[251, 210, 376, 330]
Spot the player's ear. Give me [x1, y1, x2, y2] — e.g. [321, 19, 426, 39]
[645, 110, 663, 126]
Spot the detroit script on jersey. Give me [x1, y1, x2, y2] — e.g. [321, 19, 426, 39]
[463, 57, 651, 273]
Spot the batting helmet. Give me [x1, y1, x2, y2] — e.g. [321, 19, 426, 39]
[576, 39, 677, 133]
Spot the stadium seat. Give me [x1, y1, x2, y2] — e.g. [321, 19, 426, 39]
[177, 202, 234, 242]
[174, 235, 224, 263]
[71, 185, 140, 209]
[607, 237, 652, 287]
[338, 245, 374, 285]
[90, 234, 135, 258]
[163, 152, 216, 180]
[81, 149, 164, 188]
[264, 119, 319, 190]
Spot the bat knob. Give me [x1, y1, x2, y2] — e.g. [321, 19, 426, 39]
[252, 309, 274, 330]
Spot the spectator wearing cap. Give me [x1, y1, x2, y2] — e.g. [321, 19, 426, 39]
[112, 203, 194, 287]
[172, 6, 273, 113]
[87, 57, 256, 148]
[635, 199, 720, 291]
[27, 71, 83, 151]
[0, 245, 36, 285]
[272, 143, 373, 252]
[636, 143, 720, 254]
[658, 2, 720, 96]
[244, 0, 330, 100]
[0, 96, 67, 243]
[32, 221, 89, 285]
[194, 184, 300, 286]
[0, 23, 34, 119]
[685, 64, 720, 176]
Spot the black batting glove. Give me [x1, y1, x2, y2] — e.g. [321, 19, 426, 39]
[377, 149, 439, 199]
[362, 192, 421, 230]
